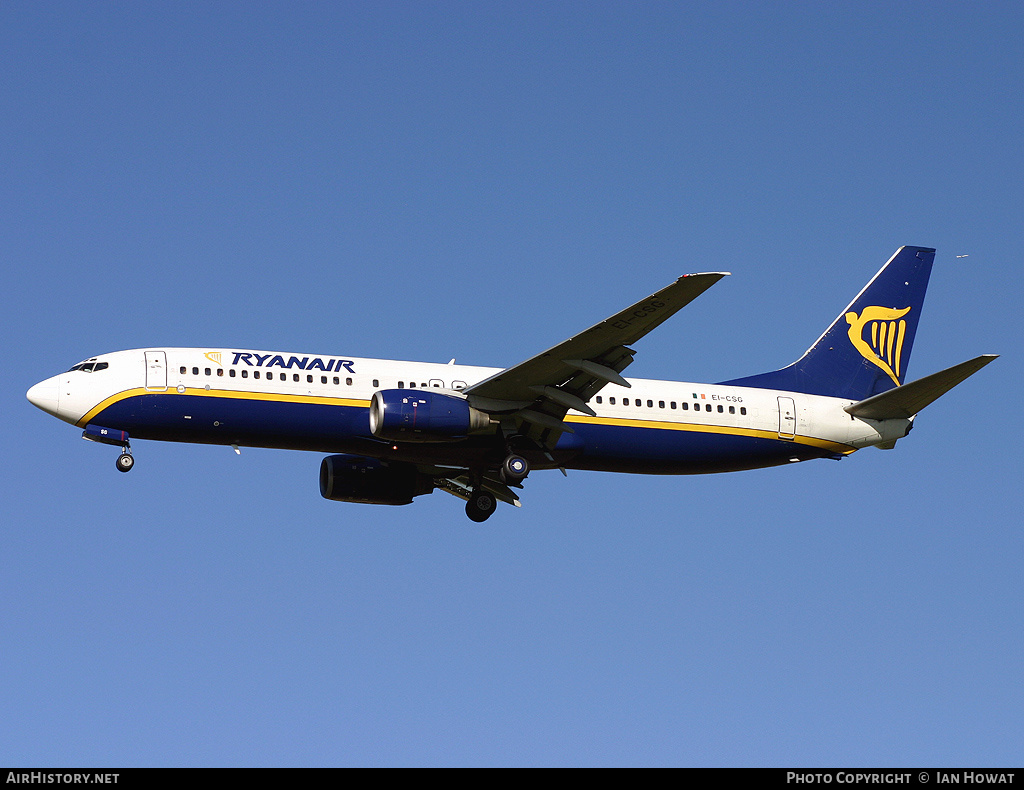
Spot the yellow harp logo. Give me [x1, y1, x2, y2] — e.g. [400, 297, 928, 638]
[845, 306, 911, 386]
[204, 351, 223, 366]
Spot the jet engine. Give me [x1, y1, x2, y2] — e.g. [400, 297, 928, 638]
[368, 389, 491, 443]
[319, 454, 434, 505]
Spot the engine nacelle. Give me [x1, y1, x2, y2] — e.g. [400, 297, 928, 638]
[368, 389, 492, 443]
[319, 454, 434, 505]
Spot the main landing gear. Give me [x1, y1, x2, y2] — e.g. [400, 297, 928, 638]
[500, 453, 529, 485]
[465, 489, 498, 523]
[464, 448, 531, 522]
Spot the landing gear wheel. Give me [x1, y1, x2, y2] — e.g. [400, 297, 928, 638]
[116, 453, 135, 473]
[465, 490, 497, 523]
[500, 454, 529, 485]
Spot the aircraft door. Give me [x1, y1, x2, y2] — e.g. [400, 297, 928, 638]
[777, 396, 796, 440]
[145, 351, 167, 391]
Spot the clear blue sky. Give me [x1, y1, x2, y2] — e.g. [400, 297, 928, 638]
[3, 1, 1021, 767]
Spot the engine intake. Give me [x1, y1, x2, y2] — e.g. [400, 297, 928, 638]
[319, 454, 434, 505]
[369, 389, 491, 443]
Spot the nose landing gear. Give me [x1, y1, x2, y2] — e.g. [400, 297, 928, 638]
[116, 449, 134, 473]
[82, 424, 135, 473]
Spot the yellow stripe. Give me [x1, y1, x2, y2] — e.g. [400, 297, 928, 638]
[563, 413, 856, 454]
[76, 387, 371, 427]
[78, 387, 856, 455]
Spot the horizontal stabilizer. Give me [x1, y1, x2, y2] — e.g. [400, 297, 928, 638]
[844, 354, 997, 420]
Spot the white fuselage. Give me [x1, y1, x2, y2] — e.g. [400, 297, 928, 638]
[27, 347, 909, 473]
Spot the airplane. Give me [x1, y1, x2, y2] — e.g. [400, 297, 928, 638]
[26, 246, 996, 522]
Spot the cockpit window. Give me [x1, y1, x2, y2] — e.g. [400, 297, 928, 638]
[67, 361, 109, 373]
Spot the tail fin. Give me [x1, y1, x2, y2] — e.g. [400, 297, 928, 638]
[720, 246, 935, 399]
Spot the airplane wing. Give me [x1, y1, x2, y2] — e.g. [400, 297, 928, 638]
[464, 272, 729, 447]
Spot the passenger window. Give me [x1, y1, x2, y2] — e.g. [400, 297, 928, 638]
[623, 398, 630, 406]
[682, 402, 688, 410]
[254, 371, 260, 379]
[670, 401, 677, 409]
[659, 401, 665, 408]
[596, 396, 602, 404]
[609, 397, 616, 405]
[398, 382, 404, 388]
[740, 407, 747, 415]
[729, 406, 735, 414]
[717, 405, 723, 413]
[705, 404, 711, 412]
[321, 376, 327, 384]
[647, 399, 653, 408]
[241, 370, 248, 378]
[180, 366, 187, 374]
[217, 369, 224, 377]
[373, 379, 380, 387]
[333, 377, 340, 385]
[307, 375, 313, 383]
[229, 369, 236, 378]
[192, 367, 199, 375]
[346, 377, 353, 386]
[204, 368, 210, 376]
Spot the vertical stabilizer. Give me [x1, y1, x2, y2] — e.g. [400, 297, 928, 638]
[720, 246, 935, 399]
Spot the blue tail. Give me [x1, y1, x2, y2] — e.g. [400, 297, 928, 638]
[720, 246, 935, 400]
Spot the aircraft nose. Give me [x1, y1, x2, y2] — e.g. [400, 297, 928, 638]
[27, 376, 60, 416]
